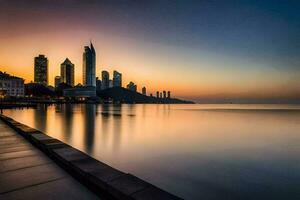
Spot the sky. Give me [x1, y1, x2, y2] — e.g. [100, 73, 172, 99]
[0, 0, 299, 102]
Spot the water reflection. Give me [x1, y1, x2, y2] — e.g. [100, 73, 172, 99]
[83, 104, 96, 154]
[3, 104, 300, 200]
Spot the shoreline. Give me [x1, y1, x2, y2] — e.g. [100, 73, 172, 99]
[0, 114, 183, 200]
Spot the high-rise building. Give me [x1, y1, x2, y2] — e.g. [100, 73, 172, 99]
[0, 72, 24, 97]
[142, 87, 146, 95]
[167, 91, 171, 98]
[34, 55, 48, 85]
[54, 76, 61, 88]
[96, 77, 102, 91]
[101, 71, 109, 90]
[61, 58, 74, 86]
[127, 82, 137, 92]
[83, 43, 96, 86]
[163, 90, 166, 99]
[112, 71, 122, 87]
[160, 92, 162, 98]
[156, 91, 159, 98]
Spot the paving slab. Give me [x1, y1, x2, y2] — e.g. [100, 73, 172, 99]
[0, 145, 33, 154]
[0, 155, 51, 173]
[0, 150, 39, 161]
[0, 178, 99, 200]
[0, 163, 66, 193]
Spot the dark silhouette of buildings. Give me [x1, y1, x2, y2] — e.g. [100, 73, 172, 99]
[101, 71, 109, 90]
[96, 77, 102, 91]
[142, 87, 146, 95]
[127, 82, 137, 92]
[83, 43, 96, 86]
[156, 91, 159, 98]
[113, 70, 122, 87]
[34, 55, 48, 85]
[163, 90, 166, 99]
[167, 91, 171, 98]
[54, 76, 61, 88]
[61, 58, 74, 86]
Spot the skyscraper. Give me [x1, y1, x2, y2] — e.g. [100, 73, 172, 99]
[96, 77, 102, 91]
[112, 70, 122, 87]
[54, 76, 61, 88]
[61, 58, 74, 86]
[156, 91, 159, 98]
[34, 55, 48, 85]
[101, 71, 109, 90]
[83, 43, 96, 86]
[167, 91, 171, 98]
[142, 87, 146, 95]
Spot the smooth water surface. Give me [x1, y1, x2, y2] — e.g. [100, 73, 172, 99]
[4, 104, 300, 199]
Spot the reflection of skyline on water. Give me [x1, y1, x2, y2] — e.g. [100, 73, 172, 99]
[4, 104, 300, 200]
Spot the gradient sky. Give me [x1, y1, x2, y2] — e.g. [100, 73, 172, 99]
[0, 0, 299, 102]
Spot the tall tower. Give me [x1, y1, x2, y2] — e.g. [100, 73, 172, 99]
[61, 58, 74, 86]
[34, 55, 48, 85]
[101, 71, 109, 90]
[112, 70, 122, 87]
[83, 42, 96, 86]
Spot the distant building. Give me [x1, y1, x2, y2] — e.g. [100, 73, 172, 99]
[127, 82, 137, 92]
[150, 93, 153, 97]
[156, 91, 159, 98]
[0, 72, 24, 97]
[34, 55, 48, 85]
[167, 91, 171, 98]
[101, 71, 109, 90]
[112, 70, 122, 87]
[60, 58, 74, 86]
[142, 87, 146, 95]
[96, 77, 102, 91]
[163, 90, 166, 99]
[83, 43, 96, 86]
[159, 92, 162, 98]
[54, 76, 61, 88]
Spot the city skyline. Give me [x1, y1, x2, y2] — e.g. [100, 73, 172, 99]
[0, 0, 300, 102]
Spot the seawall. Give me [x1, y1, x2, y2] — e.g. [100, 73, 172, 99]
[0, 114, 183, 200]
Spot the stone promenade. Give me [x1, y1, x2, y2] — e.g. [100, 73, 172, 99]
[0, 120, 101, 200]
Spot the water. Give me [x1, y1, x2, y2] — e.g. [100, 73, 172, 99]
[4, 104, 300, 199]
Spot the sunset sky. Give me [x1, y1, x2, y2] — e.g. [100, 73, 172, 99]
[0, 0, 299, 102]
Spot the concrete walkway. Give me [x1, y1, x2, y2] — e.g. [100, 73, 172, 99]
[0, 120, 101, 200]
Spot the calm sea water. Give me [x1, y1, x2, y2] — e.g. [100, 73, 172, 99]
[4, 104, 300, 199]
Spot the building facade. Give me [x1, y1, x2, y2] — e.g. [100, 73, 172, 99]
[0, 72, 24, 97]
[96, 77, 102, 91]
[54, 76, 61, 88]
[34, 55, 48, 85]
[83, 43, 96, 86]
[61, 58, 74, 86]
[101, 71, 109, 90]
[112, 70, 122, 87]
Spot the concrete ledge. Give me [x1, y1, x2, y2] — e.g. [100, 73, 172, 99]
[0, 115, 183, 200]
